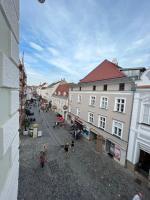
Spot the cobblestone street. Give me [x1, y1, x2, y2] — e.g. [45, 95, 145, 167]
[18, 105, 150, 200]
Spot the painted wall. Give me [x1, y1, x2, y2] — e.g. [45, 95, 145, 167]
[127, 69, 150, 166]
[0, 0, 19, 199]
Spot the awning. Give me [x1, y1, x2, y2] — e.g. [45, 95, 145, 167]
[75, 119, 83, 125]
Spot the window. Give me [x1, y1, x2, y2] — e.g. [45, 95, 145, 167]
[76, 108, 80, 116]
[77, 94, 82, 103]
[98, 116, 106, 130]
[112, 120, 123, 138]
[79, 86, 82, 91]
[119, 83, 125, 91]
[100, 97, 108, 109]
[103, 84, 107, 91]
[142, 104, 150, 125]
[114, 98, 126, 113]
[88, 112, 94, 123]
[93, 85, 96, 91]
[90, 96, 96, 106]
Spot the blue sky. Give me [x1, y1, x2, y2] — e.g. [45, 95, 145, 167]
[20, 0, 150, 85]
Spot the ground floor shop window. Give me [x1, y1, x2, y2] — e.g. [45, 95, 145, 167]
[106, 140, 115, 157]
[136, 150, 150, 178]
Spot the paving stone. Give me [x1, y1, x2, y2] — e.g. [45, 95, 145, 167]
[18, 105, 150, 200]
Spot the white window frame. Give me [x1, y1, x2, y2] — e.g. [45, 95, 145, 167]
[100, 96, 108, 109]
[98, 115, 106, 130]
[142, 103, 150, 125]
[76, 108, 80, 116]
[77, 94, 82, 103]
[88, 112, 94, 124]
[114, 98, 126, 113]
[89, 96, 96, 106]
[112, 120, 123, 138]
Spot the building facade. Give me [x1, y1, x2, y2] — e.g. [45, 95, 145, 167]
[18, 60, 27, 129]
[127, 68, 150, 186]
[51, 83, 70, 120]
[0, 0, 19, 199]
[69, 60, 138, 166]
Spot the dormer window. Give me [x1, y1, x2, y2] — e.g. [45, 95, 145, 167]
[58, 91, 61, 95]
[63, 92, 66, 96]
[103, 84, 107, 91]
[93, 85, 96, 91]
[119, 83, 125, 91]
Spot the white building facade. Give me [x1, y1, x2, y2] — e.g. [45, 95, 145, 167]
[127, 69, 150, 186]
[0, 0, 19, 199]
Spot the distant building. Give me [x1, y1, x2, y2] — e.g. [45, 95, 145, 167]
[26, 86, 33, 101]
[18, 60, 27, 129]
[127, 68, 150, 186]
[0, 1, 19, 199]
[51, 83, 70, 120]
[69, 59, 145, 166]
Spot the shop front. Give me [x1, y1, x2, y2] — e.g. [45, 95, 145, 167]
[106, 140, 121, 161]
[90, 128, 104, 152]
[136, 149, 150, 178]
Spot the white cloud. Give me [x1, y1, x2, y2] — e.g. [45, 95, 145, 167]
[29, 42, 43, 51]
[48, 47, 60, 56]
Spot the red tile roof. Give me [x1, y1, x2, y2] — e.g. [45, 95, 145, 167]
[55, 83, 70, 96]
[80, 59, 126, 83]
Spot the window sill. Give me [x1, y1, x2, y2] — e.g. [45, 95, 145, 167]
[113, 110, 125, 114]
[100, 107, 108, 110]
[89, 105, 96, 107]
[112, 133, 122, 139]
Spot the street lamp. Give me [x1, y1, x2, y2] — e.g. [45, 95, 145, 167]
[38, 0, 46, 3]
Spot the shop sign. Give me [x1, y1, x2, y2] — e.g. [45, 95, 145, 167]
[115, 145, 121, 160]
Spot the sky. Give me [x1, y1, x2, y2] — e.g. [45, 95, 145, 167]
[20, 0, 150, 85]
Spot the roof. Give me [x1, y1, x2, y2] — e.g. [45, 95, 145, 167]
[54, 83, 70, 96]
[80, 59, 126, 83]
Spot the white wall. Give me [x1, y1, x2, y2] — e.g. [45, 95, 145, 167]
[127, 69, 150, 166]
[0, 0, 19, 199]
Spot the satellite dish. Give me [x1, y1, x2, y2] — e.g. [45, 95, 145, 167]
[38, 0, 45, 3]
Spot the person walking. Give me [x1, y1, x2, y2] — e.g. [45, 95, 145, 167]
[39, 151, 46, 168]
[132, 192, 143, 200]
[71, 140, 74, 152]
[64, 143, 69, 157]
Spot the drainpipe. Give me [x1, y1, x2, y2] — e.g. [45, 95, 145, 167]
[126, 82, 136, 168]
